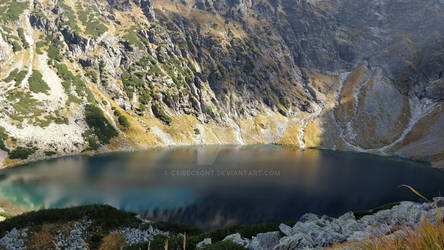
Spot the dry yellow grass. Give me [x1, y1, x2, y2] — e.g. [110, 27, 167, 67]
[350, 219, 444, 250]
[99, 233, 127, 250]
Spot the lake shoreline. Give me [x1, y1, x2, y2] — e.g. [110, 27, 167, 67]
[1, 143, 441, 170]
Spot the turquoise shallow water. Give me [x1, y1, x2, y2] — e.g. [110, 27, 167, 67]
[0, 145, 443, 230]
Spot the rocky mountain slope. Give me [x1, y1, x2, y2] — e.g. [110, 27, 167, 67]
[0, 0, 442, 168]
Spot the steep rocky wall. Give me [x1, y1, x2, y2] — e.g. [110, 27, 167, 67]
[0, 0, 442, 168]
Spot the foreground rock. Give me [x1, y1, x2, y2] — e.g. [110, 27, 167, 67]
[199, 198, 444, 249]
[0, 198, 443, 249]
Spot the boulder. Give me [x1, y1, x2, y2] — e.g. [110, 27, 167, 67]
[196, 238, 212, 248]
[249, 231, 280, 250]
[223, 233, 250, 247]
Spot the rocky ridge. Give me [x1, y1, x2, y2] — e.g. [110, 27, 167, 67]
[0, 0, 442, 168]
[0, 198, 443, 249]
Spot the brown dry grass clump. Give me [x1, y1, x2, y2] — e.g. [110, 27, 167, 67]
[99, 233, 127, 250]
[347, 219, 444, 250]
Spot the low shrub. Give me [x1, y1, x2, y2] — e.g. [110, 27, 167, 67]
[118, 115, 130, 128]
[0, 204, 140, 238]
[84, 104, 118, 144]
[28, 70, 50, 94]
[151, 103, 172, 125]
[9, 146, 37, 159]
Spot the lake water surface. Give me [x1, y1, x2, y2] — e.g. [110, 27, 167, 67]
[0, 145, 443, 230]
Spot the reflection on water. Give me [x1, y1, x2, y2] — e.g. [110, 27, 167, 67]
[0, 145, 444, 230]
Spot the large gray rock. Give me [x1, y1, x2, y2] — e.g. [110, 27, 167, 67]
[249, 231, 280, 250]
[223, 233, 250, 248]
[196, 238, 212, 248]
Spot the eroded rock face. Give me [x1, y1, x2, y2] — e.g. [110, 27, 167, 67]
[0, 0, 442, 168]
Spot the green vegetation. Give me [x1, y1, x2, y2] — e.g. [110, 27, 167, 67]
[0, 126, 9, 152]
[14, 70, 27, 86]
[202, 241, 245, 250]
[151, 103, 172, 125]
[84, 104, 117, 144]
[44, 151, 56, 156]
[57, 0, 80, 33]
[85, 17, 107, 38]
[6, 90, 44, 122]
[113, 109, 130, 128]
[0, 204, 140, 238]
[46, 35, 64, 61]
[354, 202, 401, 219]
[0, 0, 28, 22]
[123, 26, 148, 49]
[35, 40, 47, 55]
[0, 211, 14, 219]
[75, 2, 107, 38]
[54, 63, 94, 104]
[194, 128, 200, 135]
[82, 130, 100, 151]
[11, 40, 21, 52]
[3, 68, 18, 82]
[125, 234, 185, 250]
[4, 68, 27, 86]
[28, 70, 50, 94]
[9, 146, 36, 159]
[121, 71, 151, 104]
[17, 28, 28, 48]
[85, 70, 98, 83]
[118, 115, 130, 128]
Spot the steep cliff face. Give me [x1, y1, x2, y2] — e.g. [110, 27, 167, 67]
[0, 0, 442, 168]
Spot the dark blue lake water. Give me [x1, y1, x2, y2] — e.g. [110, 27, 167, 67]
[0, 145, 443, 230]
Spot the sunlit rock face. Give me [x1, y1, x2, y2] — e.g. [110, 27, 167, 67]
[0, 0, 442, 168]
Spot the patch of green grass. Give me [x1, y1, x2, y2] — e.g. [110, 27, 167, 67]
[35, 40, 46, 55]
[3, 68, 18, 82]
[0, 126, 9, 152]
[54, 63, 94, 104]
[0, 211, 14, 219]
[46, 36, 64, 61]
[75, 2, 88, 26]
[123, 26, 148, 49]
[17, 28, 28, 48]
[0, 0, 28, 22]
[82, 130, 100, 151]
[14, 70, 27, 86]
[44, 151, 56, 156]
[354, 202, 401, 219]
[4, 68, 27, 86]
[151, 103, 172, 125]
[9, 146, 36, 159]
[84, 104, 117, 144]
[28, 70, 50, 94]
[6, 90, 44, 122]
[85, 70, 98, 83]
[57, 0, 80, 33]
[85, 16, 107, 38]
[147, 64, 163, 76]
[11, 40, 21, 52]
